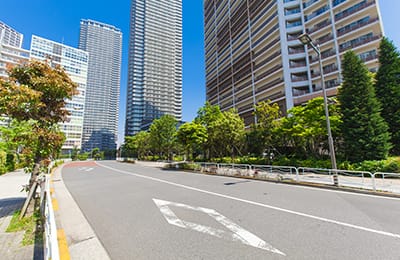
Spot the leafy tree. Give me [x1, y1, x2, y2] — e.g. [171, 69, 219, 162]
[0, 60, 77, 216]
[0, 119, 33, 168]
[91, 148, 103, 160]
[211, 109, 245, 158]
[149, 115, 178, 160]
[277, 97, 341, 159]
[195, 102, 223, 159]
[176, 122, 207, 160]
[375, 37, 400, 154]
[70, 146, 80, 161]
[122, 131, 151, 160]
[338, 51, 391, 162]
[251, 100, 281, 155]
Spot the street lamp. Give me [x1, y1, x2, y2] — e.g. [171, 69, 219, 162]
[298, 33, 338, 186]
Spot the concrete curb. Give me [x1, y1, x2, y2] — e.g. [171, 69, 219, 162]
[52, 163, 110, 260]
[160, 166, 400, 199]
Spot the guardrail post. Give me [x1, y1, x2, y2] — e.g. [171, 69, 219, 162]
[295, 167, 299, 182]
[372, 173, 376, 192]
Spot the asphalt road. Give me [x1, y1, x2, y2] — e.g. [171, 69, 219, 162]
[62, 161, 400, 260]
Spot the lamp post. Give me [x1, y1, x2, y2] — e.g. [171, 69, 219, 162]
[298, 33, 338, 186]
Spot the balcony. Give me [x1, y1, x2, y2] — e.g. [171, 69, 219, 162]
[291, 74, 308, 82]
[337, 17, 379, 37]
[339, 35, 381, 52]
[306, 19, 331, 34]
[310, 49, 337, 63]
[288, 47, 305, 55]
[289, 61, 307, 68]
[335, 1, 375, 22]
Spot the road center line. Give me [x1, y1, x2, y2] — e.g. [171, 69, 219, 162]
[97, 163, 400, 239]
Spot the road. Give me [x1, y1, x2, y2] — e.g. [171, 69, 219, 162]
[61, 161, 400, 260]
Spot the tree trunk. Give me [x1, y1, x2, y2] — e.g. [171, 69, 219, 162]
[20, 160, 41, 219]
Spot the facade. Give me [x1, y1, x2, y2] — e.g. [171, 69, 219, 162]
[204, 0, 383, 126]
[79, 19, 122, 152]
[30, 35, 89, 153]
[0, 21, 29, 78]
[125, 0, 183, 136]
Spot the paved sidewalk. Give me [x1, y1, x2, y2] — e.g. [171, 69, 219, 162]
[0, 169, 40, 260]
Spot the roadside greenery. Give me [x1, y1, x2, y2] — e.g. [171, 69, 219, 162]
[119, 38, 400, 173]
[7, 209, 42, 246]
[375, 37, 400, 154]
[339, 51, 390, 162]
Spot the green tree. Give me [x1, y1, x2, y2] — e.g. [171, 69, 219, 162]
[0, 119, 33, 169]
[251, 100, 281, 155]
[122, 131, 151, 160]
[195, 102, 223, 159]
[91, 148, 103, 160]
[277, 97, 341, 159]
[0, 60, 77, 217]
[149, 115, 178, 160]
[176, 122, 207, 160]
[338, 51, 391, 162]
[375, 37, 400, 154]
[211, 109, 245, 158]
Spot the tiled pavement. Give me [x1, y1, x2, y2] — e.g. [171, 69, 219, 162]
[0, 170, 42, 260]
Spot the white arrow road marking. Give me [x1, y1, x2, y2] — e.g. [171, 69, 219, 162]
[153, 198, 285, 256]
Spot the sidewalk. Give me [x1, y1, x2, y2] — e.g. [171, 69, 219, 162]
[0, 169, 41, 260]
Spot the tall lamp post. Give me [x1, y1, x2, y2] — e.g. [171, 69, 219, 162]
[298, 33, 338, 186]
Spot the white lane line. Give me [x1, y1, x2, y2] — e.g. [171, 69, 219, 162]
[98, 163, 400, 239]
[153, 199, 285, 255]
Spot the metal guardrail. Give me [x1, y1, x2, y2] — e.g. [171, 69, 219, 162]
[373, 172, 400, 193]
[43, 174, 60, 260]
[191, 162, 400, 194]
[252, 165, 298, 181]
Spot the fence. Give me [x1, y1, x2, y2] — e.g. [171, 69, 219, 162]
[190, 162, 400, 194]
[42, 174, 60, 260]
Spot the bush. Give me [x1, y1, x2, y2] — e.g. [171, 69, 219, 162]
[77, 153, 89, 161]
[6, 153, 15, 172]
[0, 150, 7, 175]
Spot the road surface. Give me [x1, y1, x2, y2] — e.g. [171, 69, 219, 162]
[61, 161, 400, 260]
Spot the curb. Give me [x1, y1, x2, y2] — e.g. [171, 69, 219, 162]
[161, 166, 400, 199]
[52, 163, 110, 260]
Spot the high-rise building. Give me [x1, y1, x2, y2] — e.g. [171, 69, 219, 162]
[30, 35, 88, 153]
[204, 0, 383, 125]
[0, 21, 23, 47]
[0, 21, 29, 78]
[79, 19, 122, 152]
[125, 0, 182, 136]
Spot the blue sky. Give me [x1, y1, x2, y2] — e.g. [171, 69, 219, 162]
[1, 0, 398, 142]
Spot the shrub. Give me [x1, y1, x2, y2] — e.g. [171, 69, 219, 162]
[6, 153, 15, 172]
[77, 153, 89, 161]
[0, 150, 7, 175]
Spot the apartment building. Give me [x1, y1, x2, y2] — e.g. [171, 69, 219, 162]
[79, 19, 122, 152]
[204, 0, 383, 125]
[0, 21, 29, 78]
[125, 0, 182, 136]
[30, 35, 89, 153]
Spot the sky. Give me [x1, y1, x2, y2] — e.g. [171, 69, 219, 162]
[1, 0, 399, 144]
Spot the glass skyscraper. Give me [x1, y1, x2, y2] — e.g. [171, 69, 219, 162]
[79, 19, 122, 152]
[125, 0, 183, 136]
[30, 35, 88, 153]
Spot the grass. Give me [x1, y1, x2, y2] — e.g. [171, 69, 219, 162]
[6, 209, 43, 246]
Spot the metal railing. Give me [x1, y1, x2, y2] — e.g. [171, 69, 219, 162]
[43, 174, 60, 260]
[373, 172, 400, 193]
[190, 162, 400, 194]
[252, 165, 298, 181]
